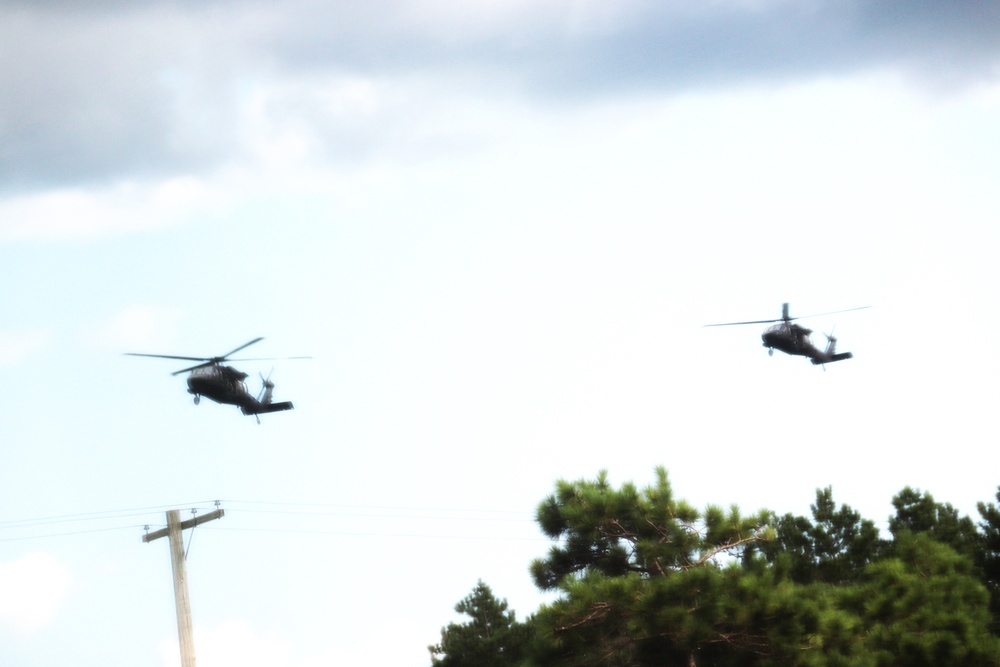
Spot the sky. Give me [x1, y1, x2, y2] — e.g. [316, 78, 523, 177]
[2, 1, 1000, 665]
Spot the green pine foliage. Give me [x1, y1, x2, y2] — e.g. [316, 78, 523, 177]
[977, 489, 1000, 629]
[429, 470, 1000, 667]
[849, 533, 1000, 666]
[763, 487, 885, 585]
[429, 580, 533, 667]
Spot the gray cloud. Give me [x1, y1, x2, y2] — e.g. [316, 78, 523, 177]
[261, 1, 1000, 92]
[2, 0, 998, 193]
[0, 3, 247, 192]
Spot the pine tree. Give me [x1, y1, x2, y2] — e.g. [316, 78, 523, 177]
[848, 533, 1000, 666]
[528, 467, 774, 666]
[429, 581, 532, 667]
[764, 487, 884, 584]
[889, 486, 979, 558]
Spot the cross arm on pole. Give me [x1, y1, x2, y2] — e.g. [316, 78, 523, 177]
[143, 509, 225, 543]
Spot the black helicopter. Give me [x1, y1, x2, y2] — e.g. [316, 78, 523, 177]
[705, 303, 869, 365]
[126, 338, 307, 420]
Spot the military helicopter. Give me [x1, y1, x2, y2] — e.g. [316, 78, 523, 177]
[126, 338, 308, 421]
[704, 303, 869, 365]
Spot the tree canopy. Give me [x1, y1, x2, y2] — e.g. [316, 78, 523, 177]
[430, 469, 1000, 667]
[429, 580, 533, 667]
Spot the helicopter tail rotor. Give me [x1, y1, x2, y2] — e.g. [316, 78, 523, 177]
[257, 368, 278, 404]
[823, 327, 837, 353]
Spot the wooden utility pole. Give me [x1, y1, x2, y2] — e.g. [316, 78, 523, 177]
[144, 508, 224, 667]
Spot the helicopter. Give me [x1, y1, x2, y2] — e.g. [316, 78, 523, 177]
[704, 303, 869, 365]
[126, 337, 307, 421]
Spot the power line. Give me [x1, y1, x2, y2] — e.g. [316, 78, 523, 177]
[1, 499, 534, 526]
[0, 524, 141, 542]
[0, 499, 542, 543]
[224, 499, 534, 514]
[0, 502, 220, 543]
[0, 501, 221, 528]
[207, 525, 547, 541]
[221, 507, 533, 522]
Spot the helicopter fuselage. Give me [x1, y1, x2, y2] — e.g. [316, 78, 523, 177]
[187, 365, 293, 415]
[761, 323, 852, 365]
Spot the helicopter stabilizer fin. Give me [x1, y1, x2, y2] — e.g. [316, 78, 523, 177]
[811, 352, 853, 365]
[241, 401, 294, 416]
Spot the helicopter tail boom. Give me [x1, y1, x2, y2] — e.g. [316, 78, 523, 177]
[811, 352, 853, 365]
[241, 401, 294, 416]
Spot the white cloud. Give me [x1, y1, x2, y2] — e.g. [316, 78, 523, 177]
[158, 621, 287, 667]
[86, 305, 184, 352]
[0, 177, 211, 243]
[157, 620, 360, 667]
[0, 329, 52, 367]
[0, 552, 73, 634]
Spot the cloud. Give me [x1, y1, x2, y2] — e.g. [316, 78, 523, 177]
[255, 1, 1000, 93]
[86, 305, 183, 351]
[0, 3, 244, 194]
[0, 177, 211, 242]
[0, 329, 52, 367]
[157, 620, 356, 667]
[0, 552, 73, 634]
[2, 0, 999, 196]
[158, 621, 289, 667]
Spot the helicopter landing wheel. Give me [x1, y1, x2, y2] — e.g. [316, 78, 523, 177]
[194, 395, 200, 405]
[768, 348, 773, 357]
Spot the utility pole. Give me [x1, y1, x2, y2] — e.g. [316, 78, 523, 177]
[144, 507, 225, 667]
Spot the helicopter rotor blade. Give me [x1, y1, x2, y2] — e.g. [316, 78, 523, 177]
[794, 306, 871, 320]
[227, 356, 313, 362]
[704, 305, 870, 328]
[703, 318, 783, 327]
[124, 353, 212, 362]
[221, 337, 265, 359]
[128, 338, 308, 375]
